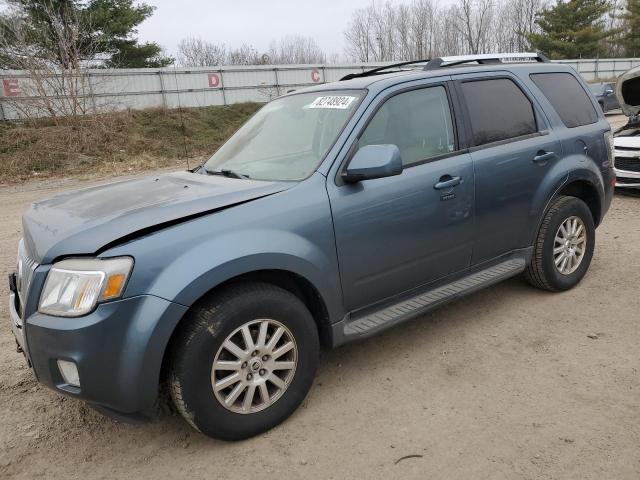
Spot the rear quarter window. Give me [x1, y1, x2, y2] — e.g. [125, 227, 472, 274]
[530, 72, 598, 128]
[460, 78, 537, 146]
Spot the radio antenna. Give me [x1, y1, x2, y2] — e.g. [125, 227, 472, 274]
[172, 63, 190, 170]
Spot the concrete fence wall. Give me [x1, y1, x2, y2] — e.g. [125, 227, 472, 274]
[1, 57, 639, 121]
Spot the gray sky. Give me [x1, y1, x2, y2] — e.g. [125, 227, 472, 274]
[137, 0, 382, 58]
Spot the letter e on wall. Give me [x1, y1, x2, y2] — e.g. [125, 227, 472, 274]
[2, 79, 21, 97]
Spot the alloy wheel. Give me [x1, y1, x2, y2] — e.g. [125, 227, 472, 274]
[211, 319, 298, 414]
[553, 216, 587, 275]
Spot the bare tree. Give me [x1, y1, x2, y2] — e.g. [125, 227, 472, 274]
[227, 44, 263, 65]
[342, 0, 551, 61]
[268, 35, 326, 64]
[452, 0, 494, 54]
[604, 0, 626, 57]
[344, 5, 374, 61]
[176, 39, 264, 66]
[0, 2, 102, 123]
[177, 37, 227, 66]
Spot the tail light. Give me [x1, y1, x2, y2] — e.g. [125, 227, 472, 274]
[604, 130, 615, 168]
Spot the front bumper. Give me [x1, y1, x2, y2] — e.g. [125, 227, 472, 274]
[614, 167, 640, 188]
[9, 287, 29, 362]
[10, 290, 188, 414]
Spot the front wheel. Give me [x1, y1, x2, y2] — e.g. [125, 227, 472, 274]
[525, 195, 595, 291]
[168, 282, 320, 440]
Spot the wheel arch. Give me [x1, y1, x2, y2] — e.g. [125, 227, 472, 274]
[160, 268, 334, 384]
[556, 179, 602, 226]
[527, 163, 604, 250]
[205, 269, 333, 346]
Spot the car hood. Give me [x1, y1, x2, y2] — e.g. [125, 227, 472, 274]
[616, 66, 640, 117]
[23, 171, 293, 264]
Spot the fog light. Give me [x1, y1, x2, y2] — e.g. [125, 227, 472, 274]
[57, 360, 80, 387]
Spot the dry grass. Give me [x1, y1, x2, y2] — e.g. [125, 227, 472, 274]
[0, 102, 262, 184]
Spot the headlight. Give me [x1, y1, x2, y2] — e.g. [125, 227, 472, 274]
[39, 257, 133, 317]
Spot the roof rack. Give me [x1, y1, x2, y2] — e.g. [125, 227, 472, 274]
[340, 59, 430, 81]
[424, 52, 549, 70]
[339, 53, 549, 82]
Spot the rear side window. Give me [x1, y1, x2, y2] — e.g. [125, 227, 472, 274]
[530, 73, 598, 128]
[460, 78, 537, 146]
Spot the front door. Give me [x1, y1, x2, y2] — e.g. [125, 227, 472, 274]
[327, 83, 475, 312]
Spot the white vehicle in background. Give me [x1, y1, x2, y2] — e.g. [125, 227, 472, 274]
[614, 66, 640, 189]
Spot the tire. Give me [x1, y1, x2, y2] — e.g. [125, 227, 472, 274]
[525, 195, 595, 292]
[168, 282, 320, 441]
[598, 101, 605, 113]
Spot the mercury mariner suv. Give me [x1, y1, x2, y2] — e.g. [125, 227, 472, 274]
[9, 53, 615, 440]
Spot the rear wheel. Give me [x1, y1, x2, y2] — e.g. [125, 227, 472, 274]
[525, 195, 595, 291]
[168, 282, 319, 440]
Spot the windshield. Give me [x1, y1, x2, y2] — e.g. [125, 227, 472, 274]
[203, 90, 364, 181]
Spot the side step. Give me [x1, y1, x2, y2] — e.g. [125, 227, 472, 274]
[340, 256, 526, 342]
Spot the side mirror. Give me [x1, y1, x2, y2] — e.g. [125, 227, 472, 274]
[342, 144, 403, 183]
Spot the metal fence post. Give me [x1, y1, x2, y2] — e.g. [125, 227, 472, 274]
[87, 71, 97, 114]
[219, 69, 227, 106]
[274, 67, 280, 96]
[158, 69, 167, 109]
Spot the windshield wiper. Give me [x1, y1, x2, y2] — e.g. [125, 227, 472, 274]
[204, 168, 250, 179]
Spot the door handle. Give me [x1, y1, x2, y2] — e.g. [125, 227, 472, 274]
[533, 151, 555, 164]
[434, 175, 461, 190]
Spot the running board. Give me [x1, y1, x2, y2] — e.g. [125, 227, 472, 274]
[335, 256, 527, 345]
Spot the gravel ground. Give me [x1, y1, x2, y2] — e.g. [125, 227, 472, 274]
[1, 114, 639, 479]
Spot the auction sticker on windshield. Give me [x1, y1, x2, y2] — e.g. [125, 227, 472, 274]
[308, 96, 357, 109]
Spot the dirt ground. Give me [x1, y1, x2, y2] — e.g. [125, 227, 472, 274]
[1, 114, 639, 479]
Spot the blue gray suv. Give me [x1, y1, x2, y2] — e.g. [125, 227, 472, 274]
[9, 53, 615, 440]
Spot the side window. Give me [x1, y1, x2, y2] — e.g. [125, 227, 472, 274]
[460, 78, 537, 146]
[530, 72, 598, 128]
[358, 86, 456, 166]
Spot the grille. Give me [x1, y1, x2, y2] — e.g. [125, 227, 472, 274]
[16, 241, 38, 317]
[615, 156, 640, 173]
[616, 177, 640, 185]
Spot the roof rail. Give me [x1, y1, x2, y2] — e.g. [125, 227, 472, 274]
[340, 59, 430, 81]
[424, 52, 549, 70]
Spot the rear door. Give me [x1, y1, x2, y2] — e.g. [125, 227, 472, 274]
[453, 72, 563, 264]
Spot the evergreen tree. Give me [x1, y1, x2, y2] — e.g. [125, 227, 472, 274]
[0, 0, 172, 68]
[623, 0, 640, 56]
[526, 0, 615, 59]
